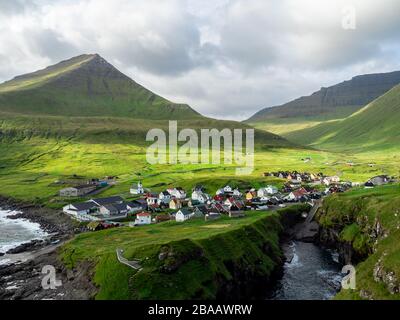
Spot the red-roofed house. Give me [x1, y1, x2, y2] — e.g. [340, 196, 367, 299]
[134, 212, 152, 225]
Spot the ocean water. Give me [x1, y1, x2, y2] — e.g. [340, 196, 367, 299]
[268, 241, 343, 300]
[0, 208, 49, 255]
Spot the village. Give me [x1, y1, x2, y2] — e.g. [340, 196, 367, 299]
[59, 171, 397, 232]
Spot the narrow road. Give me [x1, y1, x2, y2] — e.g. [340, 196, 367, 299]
[116, 249, 142, 270]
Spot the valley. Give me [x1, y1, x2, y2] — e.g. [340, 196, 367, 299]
[0, 54, 399, 301]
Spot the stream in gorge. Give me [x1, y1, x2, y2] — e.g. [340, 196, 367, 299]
[268, 241, 343, 300]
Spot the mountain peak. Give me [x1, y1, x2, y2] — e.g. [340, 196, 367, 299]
[0, 54, 203, 120]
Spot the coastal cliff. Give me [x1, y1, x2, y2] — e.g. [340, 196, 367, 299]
[59, 205, 308, 300]
[314, 185, 400, 299]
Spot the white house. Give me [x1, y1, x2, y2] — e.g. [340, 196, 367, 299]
[323, 176, 341, 186]
[167, 188, 187, 199]
[159, 191, 171, 202]
[216, 188, 225, 195]
[232, 188, 242, 197]
[62, 202, 100, 221]
[146, 196, 160, 206]
[191, 190, 210, 203]
[134, 212, 152, 225]
[175, 209, 193, 222]
[223, 185, 233, 193]
[258, 186, 278, 197]
[130, 181, 144, 195]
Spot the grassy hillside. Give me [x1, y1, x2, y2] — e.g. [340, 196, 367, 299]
[0, 54, 201, 120]
[0, 111, 291, 147]
[316, 184, 400, 300]
[60, 205, 307, 300]
[246, 71, 400, 135]
[285, 84, 400, 152]
[1, 127, 398, 208]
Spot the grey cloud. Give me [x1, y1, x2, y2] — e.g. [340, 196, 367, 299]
[0, 0, 28, 14]
[28, 29, 79, 62]
[1, 0, 400, 120]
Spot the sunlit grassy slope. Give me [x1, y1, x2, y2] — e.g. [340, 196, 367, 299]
[0, 121, 398, 208]
[284, 85, 400, 152]
[0, 54, 201, 120]
[248, 106, 361, 135]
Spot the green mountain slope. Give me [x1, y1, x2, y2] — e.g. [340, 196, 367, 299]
[0, 54, 202, 120]
[246, 71, 400, 135]
[285, 84, 400, 151]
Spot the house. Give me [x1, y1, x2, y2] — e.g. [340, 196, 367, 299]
[323, 176, 341, 186]
[175, 209, 193, 222]
[257, 186, 278, 197]
[134, 212, 152, 225]
[224, 197, 245, 211]
[134, 198, 148, 209]
[126, 201, 144, 213]
[232, 188, 242, 197]
[130, 181, 144, 195]
[193, 205, 209, 217]
[99, 203, 128, 218]
[188, 199, 201, 208]
[159, 191, 172, 202]
[191, 190, 210, 203]
[169, 198, 183, 210]
[216, 188, 225, 196]
[146, 196, 160, 206]
[209, 203, 229, 215]
[286, 188, 309, 202]
[289, 180, 302, 188]
[246, 190, 257, 201]
[366, 175, 390, 186]
[59, 184, 97, 197]
[90, 196, 124, 207]
[166, 187, 187, 199]
[63, 202, 98, 218]
[223, 185, 233, 193]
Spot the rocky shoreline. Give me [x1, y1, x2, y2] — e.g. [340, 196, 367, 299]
[0, 195, 80, 300]
[0, 195, 76, 254]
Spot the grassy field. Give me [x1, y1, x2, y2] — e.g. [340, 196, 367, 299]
[316, 184, 400, 300]
[1, 131, 398, 207]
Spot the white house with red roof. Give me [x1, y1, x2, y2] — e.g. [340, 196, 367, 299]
[134, 212, 152, 225]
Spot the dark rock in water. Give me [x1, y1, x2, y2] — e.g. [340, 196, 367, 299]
[0, 252, 5, 256]
[6, 240, 44, 254]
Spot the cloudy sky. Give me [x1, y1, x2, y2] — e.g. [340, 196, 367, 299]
[0, 0, 399, 120]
